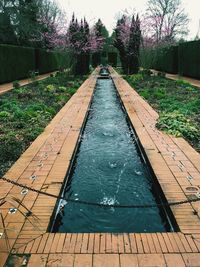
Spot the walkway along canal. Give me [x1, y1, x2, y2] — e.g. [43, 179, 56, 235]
[51, 72, 175, 233]
[2, 68, 200, 266]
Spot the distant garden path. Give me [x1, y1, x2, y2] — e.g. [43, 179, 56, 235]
[0, 71, 56, 95]
[151, 69, 200, 88]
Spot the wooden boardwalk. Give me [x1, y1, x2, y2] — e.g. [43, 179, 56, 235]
[0, 68, 200, 266]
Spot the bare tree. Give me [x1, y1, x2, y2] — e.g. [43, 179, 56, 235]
[143, 0, 189, 45]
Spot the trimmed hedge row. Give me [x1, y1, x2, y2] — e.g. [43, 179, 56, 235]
[179, 40, 200, 79]
[35, 49, 69, 74]
[141, 46, 178, 74]
[0, 44, 69, 84]
[141, 40, 200, 78]
[154, 46, 178, 74]
[108, 52, 118, 67]
[0, 44, 35, 84]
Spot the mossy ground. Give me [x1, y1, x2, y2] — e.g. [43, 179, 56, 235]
[0, 72, 85, 177]
[125, 72, 200, 152]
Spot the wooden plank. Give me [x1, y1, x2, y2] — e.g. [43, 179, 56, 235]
[47, 254, 74, 267]
[24, 240, 35, 254]
[27, 254, 48, 267]
[124, 234, 131, 253]
[37, 233, 49, 253]
[62, 234, 72, 253]
[50, 234, 60, 253]
[81, 234, 89, 253]
[87, 233, 94, 254]
[185, 235, 198, 252]
[105, 233, 112, 253]
[135, 234, 144, 253]
[111, 234, 118, 253]
[182, 253, 200, 267]
[167, 233, 180, 253]
[129, 234, 137, 253]
[93, 254, 120, 267]
[117, 234, 125, 253]
[94, 234, 100, 254]
[43, 234, 54, 254]
[157, 233, 168, 253]
[141, 234, 150, 253]
[151, 234, 162, 253]
[74, 234, 83, 254]
[100, 234, 106, 254]
[68, 234, 77, 253]
[137, 254, 166, 267]
[191, 234, 200, 252]
[146, 234, 156, 253]
[0, 252, 8, 267]
[120, 254, 139, 267]
[178, 233, 192, 252]
[173, 233, 186, 253]
[74, 254, 92, 267]
[56, 234, 66, 253]
[164, 254, 186, 267]
[30, 236, 43, 253]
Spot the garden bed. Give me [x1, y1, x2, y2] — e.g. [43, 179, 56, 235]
[0, 72, 85, 177]
[125, 72, 200, 152]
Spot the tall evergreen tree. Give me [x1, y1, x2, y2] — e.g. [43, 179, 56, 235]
[114, 15, 128, 73]
[0, 11, 17, 44]
[114, 14, 141, 74]
[128, 15, 141, 74]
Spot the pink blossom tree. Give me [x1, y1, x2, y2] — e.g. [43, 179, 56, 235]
[142, 0, 189, 46]
[67, 14, 105, 74]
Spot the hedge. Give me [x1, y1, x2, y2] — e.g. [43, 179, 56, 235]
[0, 45, 70, 84]
[159, 46, 178, 74]
[35, 49, 69, 74]
[91, 53, 101, 67]
[144, 46, 178, 74]
[0, 44, 35, 83]
[108, 52, 118, 67]
[179, 40, 200, 79]
[141, 40, 200, 78]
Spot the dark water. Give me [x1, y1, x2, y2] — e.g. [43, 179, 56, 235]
[52, 79, 172, 233]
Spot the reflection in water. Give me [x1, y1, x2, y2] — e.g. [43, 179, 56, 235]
[53, 79, 171, 233]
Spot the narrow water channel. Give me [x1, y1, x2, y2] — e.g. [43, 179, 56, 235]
[52, 78, 173, 233]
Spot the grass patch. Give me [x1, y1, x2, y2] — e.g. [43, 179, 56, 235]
[0, 71, 85, 177]
[125, 73, 200, 152]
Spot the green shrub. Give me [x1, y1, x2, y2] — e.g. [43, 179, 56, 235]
[128, 74, 144, 83]
[45, 84, 56, 93]
[140, 89, 151, 99]
[138, 69, 152, 76]
[157, 72, 166, 78]
[13, 80, 20, 89]
[0, 111, 11, 121]
[153, 88, 166, 99]
[176, 79, 190, 87]
[156, 111, 199, 140]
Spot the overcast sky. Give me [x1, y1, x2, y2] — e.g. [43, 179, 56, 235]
[58, 0, 200, 39]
